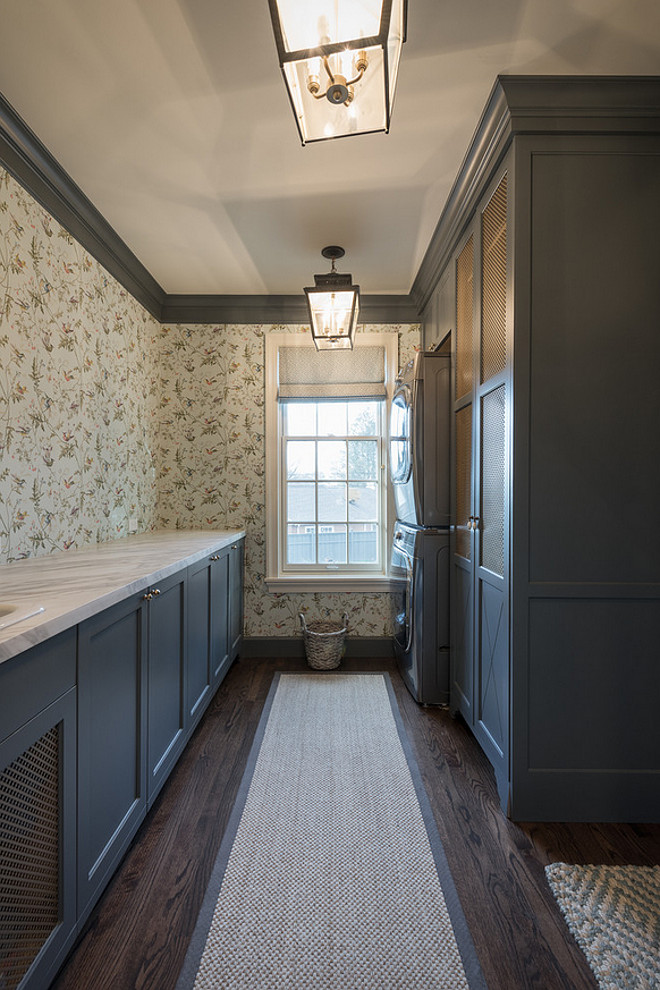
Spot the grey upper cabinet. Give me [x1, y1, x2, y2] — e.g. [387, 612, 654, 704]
[420, 76, 660, 821]
[0, 630, 77, 990]
[77, 594, 148, 922]
[422, 264, 455, 351]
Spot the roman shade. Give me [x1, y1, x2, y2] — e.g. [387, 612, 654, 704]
[277, 344, 386, 399]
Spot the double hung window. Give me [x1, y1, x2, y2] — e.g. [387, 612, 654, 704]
[265, 333, 398, 591]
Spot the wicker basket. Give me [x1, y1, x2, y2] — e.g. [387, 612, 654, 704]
[299, 612, 349, 670]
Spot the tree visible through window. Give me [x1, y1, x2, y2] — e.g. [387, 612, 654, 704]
[282, 399, 384, 571]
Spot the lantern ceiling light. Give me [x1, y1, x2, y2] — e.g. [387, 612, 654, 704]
[304, 246, 360, 351]
[268, 0, 407, 145]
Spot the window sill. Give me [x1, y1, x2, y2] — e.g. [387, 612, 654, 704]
[265, 575, 396, 593]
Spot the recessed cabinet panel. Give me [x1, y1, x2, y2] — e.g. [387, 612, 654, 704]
[187, 558, 213, 723]
[210, 551, 230, 683]
[481, 175, 508, 384]
[529, 152, 660, 585]
[148, 572, 186, 803]
[78, 596, 147, 921]
[480, 385, 506, 578]
[228, 542, 244, 662]
[455, 235, 474, 401]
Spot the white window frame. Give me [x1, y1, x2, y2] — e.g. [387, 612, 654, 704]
[265, 332, 398, 592]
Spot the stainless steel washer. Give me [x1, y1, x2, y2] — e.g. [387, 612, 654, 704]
[391, 522, 450, 705]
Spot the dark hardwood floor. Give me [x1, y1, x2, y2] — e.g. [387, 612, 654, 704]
[52, 656, 660, 990]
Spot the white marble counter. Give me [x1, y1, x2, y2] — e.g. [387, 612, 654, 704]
[0, 529, 245, 664]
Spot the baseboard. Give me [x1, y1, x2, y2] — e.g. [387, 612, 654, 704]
[241, 636, 394, 659]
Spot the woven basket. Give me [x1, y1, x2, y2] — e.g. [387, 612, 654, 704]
[299, 612, 348, 670]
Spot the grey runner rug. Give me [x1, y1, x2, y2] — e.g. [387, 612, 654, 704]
[176, 672, 487, 989]
[546, 862, 660, 990]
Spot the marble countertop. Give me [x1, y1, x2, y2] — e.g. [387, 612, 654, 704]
[0, 529, 245, 665]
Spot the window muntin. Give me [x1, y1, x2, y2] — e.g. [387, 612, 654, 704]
[282, 399, 385, 572]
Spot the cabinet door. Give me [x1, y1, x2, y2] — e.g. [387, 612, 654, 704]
[451, 169, 510, 806]
[451, 233, 476, 722]
[186, 556, 213, 727]
[0, 686, 76, 990]
[147, 570, 186, 804]
[78, 594, 148, 922]
[210, 550, 230, 686]
[473, 173, 510, 797]
[228, 540, 244, 662]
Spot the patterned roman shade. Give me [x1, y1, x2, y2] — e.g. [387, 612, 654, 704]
[278, 344, 386, 399]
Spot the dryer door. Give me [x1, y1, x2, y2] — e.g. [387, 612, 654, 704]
[389, 384, 412, 484]
[389, 384, 418, 525]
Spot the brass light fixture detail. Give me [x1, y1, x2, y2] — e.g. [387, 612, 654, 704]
[268, 0, 407, 145]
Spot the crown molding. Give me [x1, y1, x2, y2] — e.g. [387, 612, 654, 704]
[411, 74, 660, 314]
[0, 91, 419, 326]
[0, 91, 166, 319]
[160, 293, 419, 325]
[3, 78, 658, 327]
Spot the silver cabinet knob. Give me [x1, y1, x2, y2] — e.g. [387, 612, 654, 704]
[142, 593, 153, 601]
[152, 588, 161, 596]
[210, 554, 220, 561]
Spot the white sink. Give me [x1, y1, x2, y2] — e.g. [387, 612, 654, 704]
[0, 605, 45, 630]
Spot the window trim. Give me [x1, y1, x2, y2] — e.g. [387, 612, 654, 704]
[265, 332, 399, 591]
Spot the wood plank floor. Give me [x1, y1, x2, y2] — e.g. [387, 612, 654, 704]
[52, 656, 660, 990]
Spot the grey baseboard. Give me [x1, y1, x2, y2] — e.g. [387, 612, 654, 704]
[241, 636, 394, 659]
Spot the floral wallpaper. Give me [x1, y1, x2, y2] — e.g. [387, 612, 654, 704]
[0, 161, 421, 638]
[156, 323, 420, 637]
[0, 166, 160, 563]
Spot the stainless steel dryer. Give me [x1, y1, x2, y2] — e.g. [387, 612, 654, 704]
[390, 523, 450, 705]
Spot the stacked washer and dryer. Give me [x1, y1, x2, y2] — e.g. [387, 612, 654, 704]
[389, 351, 451, 705]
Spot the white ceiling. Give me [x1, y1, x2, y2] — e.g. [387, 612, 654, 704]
[0, 0, 658, 296]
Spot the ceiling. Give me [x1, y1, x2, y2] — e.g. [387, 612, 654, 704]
[0, 0, 658, 297]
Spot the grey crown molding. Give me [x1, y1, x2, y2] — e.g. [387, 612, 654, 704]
[0, 91, 166, 319]
[411, 74, 660, 314]
[0, 90, 417, 325]
[2, 77, 659, 325]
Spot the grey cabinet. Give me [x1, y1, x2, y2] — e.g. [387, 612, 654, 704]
[451, 167, 511, 803]
[146, 570, 186, 805]
[186, 538, 243, 732]
[228, 539, 244, 663]
[77, 594, 148, 922]
[419, 77, 660, 821]
[0, 629, 77, 990]
[186, 555, 217, 728]
[422, 263, 454, 352]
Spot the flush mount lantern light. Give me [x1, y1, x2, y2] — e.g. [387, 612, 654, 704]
[304, 246, 360, 350]
[268, 0, 407, 144]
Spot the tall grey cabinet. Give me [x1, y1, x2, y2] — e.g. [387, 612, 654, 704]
[417, 76, 660, 821]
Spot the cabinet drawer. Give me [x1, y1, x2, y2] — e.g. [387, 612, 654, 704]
[0, 627, 76, 744]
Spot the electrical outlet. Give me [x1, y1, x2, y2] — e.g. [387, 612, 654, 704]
[128, 517, 138, 533]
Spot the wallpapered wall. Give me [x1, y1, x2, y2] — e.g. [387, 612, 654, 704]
[0, 167, 160, 563]
[156, 323, 420, 638]
[0, 164, 420, 636]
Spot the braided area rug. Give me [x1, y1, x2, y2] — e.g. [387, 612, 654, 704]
[176, 672, 486, 989]
[546, 863, 660, 989]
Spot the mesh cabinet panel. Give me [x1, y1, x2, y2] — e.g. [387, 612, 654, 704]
[0, 725, 60, 990]
[455, 405, 473, 561]
[480, 385, 506, 577]
[481, 174, 508, 384]
[455, 236, 474, 400]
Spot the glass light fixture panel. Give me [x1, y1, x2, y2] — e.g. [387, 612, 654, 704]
[274, 0, 383, 54]
[283, 45, 386, 143]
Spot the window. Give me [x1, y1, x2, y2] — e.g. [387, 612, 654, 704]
[265, 333, 398, 591]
